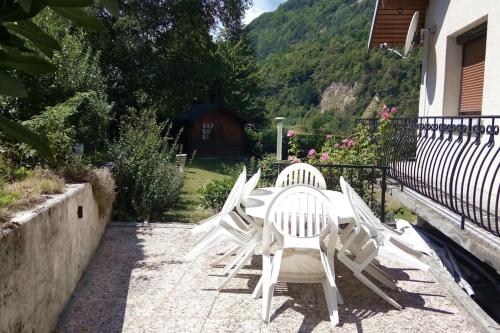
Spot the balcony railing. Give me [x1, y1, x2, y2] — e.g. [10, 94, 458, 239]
[358, 116, 500, 237]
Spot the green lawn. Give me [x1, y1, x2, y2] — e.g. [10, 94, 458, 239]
[163, 158, 235, 223]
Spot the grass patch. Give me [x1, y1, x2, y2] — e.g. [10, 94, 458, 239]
[0, 169, 65, 223]
[163, 158, 237, 223]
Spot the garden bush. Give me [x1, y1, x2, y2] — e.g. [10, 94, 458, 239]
[24, 91, 110, 166]
[61, 159, 116, 219]
[110, 110, 183, 221]
[199, 178, 235, 212]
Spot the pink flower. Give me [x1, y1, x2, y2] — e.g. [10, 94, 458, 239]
[287, 130, 295, 138]
[383, 104, 389, 113]
[326, 134, 332, 139]
[307, 149, 317, 157]
[346, 139, 354, 148]
[288, 155, 301, 163]
[342, 138, 349, 144]
[321, 152, 329, 161]
[334, 143, 340, 148]
[390, 106, 397, 113]
[381, 111, 390, 120]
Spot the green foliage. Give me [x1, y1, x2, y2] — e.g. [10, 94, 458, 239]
[0, 0, 117, 155]
[90, 0, 264, 126]
[13, 166, 32, 181]
[0, 192, 19, 208]
[109, 110, 184, 221]
[244, 128, 264, 158]
[24, 91, 109, 165]
[247, 0, 421, 130]
[257, 153, 279, 186]
[199, 177, 235, 212]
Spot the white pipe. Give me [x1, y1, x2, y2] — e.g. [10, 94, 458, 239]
[275, 117, 285, 161]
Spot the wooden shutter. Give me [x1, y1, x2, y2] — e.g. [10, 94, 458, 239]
[459, 35, 486, 115]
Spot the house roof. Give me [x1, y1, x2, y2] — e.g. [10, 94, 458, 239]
[368, 0, 428, 50]
[175, 103, 246, 124]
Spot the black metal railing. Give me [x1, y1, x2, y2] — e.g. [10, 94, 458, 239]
[262, 162, 389, 222]
[359, 116, 500, 237]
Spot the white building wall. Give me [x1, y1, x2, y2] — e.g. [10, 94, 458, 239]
[420, 0, 500, 117]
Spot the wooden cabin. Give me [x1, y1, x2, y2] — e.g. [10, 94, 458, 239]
[175, 103, 245, 158]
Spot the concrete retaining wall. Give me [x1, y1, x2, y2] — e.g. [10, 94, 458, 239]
[0, 184, 109, 333]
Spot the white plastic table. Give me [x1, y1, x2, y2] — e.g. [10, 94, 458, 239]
[245, 187, 355, 224]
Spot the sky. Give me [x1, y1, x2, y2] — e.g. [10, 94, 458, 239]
[244, 0, 288, 24]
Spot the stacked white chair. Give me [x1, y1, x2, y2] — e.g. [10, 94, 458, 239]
[185, 167, 248, 260]
[338, 177, 429, 310]
[275, 163, 327, 189]
[258, 185, 341, 327]
[185, 168, 265, 291]
[214, 170, 264, 287]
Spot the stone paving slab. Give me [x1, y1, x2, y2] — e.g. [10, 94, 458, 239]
[57, 225, 480, 333]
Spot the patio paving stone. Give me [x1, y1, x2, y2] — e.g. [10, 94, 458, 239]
[57, 224, 481, 332]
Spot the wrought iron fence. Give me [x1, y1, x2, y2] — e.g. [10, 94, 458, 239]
[262, 162, 389, 221]
[358, 116, 500, 237]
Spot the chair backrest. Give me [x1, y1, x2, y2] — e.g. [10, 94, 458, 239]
[242, 168, 261, 200]
[220, 167, 246, 215]
[266, 185, 337, 239]
[339, 176, 384, 239]
[275, 163, 327, 190]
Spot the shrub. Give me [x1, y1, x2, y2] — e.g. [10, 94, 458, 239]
[199, 178, 235, 212]
[244, 128, 264, 158]
[61, 160, 116, 219]
[24, 91, 110, 166]
[110, 110, 184, 221]
[257, 153, 279, 186]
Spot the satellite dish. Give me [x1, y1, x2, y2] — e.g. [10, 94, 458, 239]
[404, 11, 419, 56]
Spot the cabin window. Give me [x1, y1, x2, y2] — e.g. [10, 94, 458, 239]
[202, 123, 215, 141]
[458, 24, 487, 115]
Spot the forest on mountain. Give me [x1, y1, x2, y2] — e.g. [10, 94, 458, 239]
[246, 0, 422, 134]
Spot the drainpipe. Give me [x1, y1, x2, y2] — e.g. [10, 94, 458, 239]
[275, 117, 285, 162]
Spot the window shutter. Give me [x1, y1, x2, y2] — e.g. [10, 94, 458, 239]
[459, 35, 486, 115]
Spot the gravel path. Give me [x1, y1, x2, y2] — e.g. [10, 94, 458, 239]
[57, 224, 479, 333]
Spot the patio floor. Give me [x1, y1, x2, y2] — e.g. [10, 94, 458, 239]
[57, 224, 480, 332]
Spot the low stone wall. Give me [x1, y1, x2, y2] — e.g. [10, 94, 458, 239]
[0, 183, 109, 333]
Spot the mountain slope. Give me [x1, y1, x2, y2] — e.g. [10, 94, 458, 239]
[246, 0, 422, 133]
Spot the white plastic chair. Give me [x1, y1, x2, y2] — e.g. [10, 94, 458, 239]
[275, 163, 327, 189]
[259, 185, 341, 327]
[184, 168, 248, 260]
[191, 167, 247, 235]
[212, 169, 263, 271]
[338, 177, 429, 310]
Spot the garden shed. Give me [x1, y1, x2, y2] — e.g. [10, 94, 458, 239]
[175, 103, 245, 157]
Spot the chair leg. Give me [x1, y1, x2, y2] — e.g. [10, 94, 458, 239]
[223, 248, 247, 274]
[337, 288, 344, 305]
[354, 272, 402, 310]
[219, 240, 259, 290]
[321, 279, 340, 327]
[184, 227, 226, 260]
[252, 276, 263, 299]
[364, 264, 398, 291]
[211, 244, 240, 266]
[319, 251, 340, 326]
[263, 249, 283, 323]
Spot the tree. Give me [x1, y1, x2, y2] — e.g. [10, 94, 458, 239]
[0, 0, 117, 157]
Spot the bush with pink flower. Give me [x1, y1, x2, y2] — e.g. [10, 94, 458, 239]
[302, 105, 397, 166]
